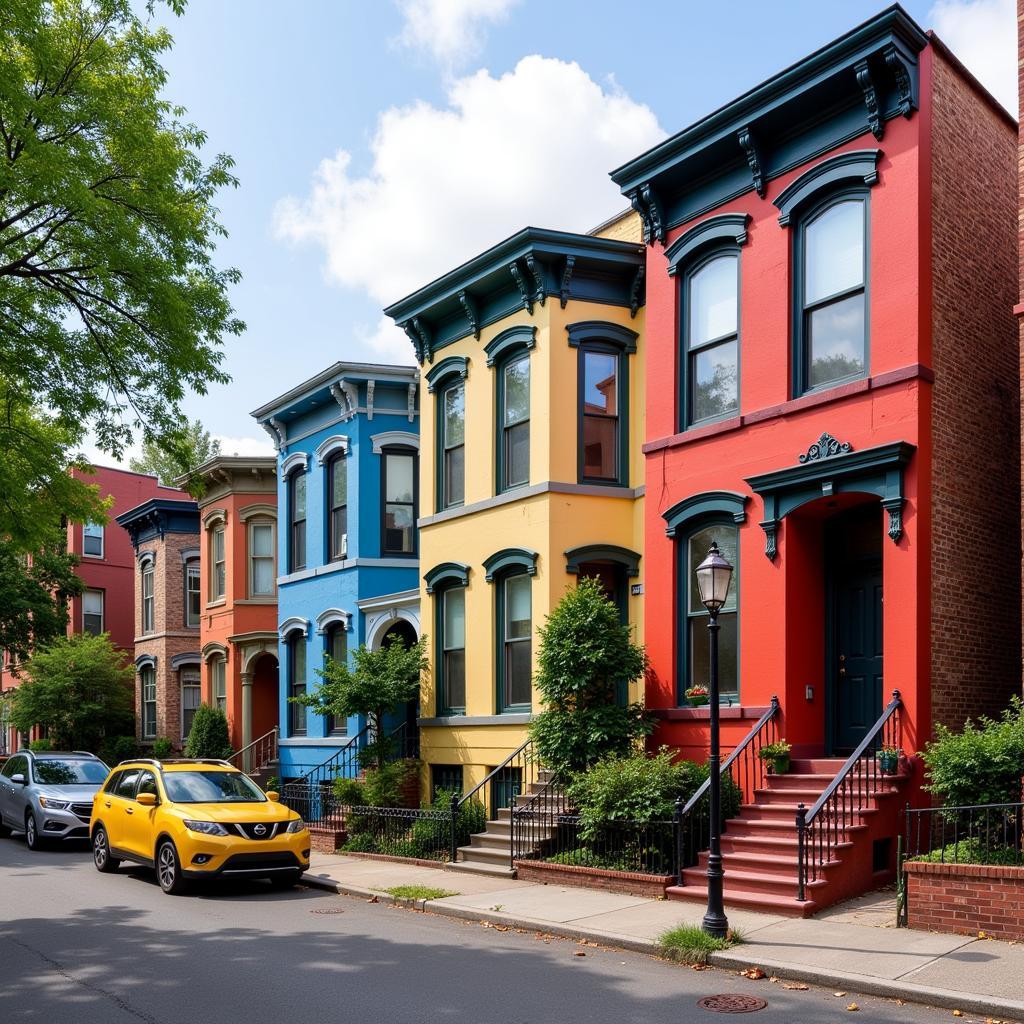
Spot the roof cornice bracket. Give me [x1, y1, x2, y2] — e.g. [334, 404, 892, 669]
[559, 255, 576, 309]
[854, 59, 884, 140]
[366, 379, 375, 421]
[261, 418, 286, 452]
[737, 125, 766, 198]
[629, 263, 645, 319]
[458, 289, 480, 339]
[525, 253, 545, 307]
[407, 378, 417, 422]
[883, 43, 915, 118]
[509, 259, 533, 314]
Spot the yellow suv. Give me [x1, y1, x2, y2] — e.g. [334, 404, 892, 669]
[89, 759, 310, 895]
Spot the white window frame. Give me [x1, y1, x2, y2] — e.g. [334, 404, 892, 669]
[211, 656, 227, 713]
[248, 519, 276, 598]
[185, 559, 201, 627]
[82, 522, 104, 559]
[82, 589, 104, 636]
[180, 668, 202, 741]
[141, 566, 155, 635]
[210, 525, 226, 601]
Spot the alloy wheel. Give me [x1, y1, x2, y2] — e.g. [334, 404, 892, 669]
[93, 830, 108, 869]
[25, 813, 37, 850]
[158, 844, 177, 891]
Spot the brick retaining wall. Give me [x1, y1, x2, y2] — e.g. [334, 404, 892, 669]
[904, 860, 1024, 940]
[514, 859, 672, 898]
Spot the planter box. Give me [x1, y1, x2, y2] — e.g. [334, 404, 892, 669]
[514, 858, 673, 899]
[904, 860, 1024, 940]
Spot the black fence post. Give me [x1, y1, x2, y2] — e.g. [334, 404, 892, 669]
[796, 803, 807, 902]
[509, 794, 517, 873]
[449, 797, 459, 864]
[673, 796, 684, 885]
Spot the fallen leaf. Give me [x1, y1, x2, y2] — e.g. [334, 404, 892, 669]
[953, 1012, 963, 1018]
[846, 1003, 860, 1012]
[367, 896, 379, 904]
[784, 983, 809, 991]
[769, 976, 780, 984]
[834, 991, 848, 998]
[691, 964, 711, 971]
[574, 951, 586, 957]
[739, 967, 766, 980]
[978, 931, 989, 940]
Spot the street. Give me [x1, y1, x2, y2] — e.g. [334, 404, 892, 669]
[0, 837, 962, 1024]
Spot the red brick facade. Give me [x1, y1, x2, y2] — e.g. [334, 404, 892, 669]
[904, 860, 1024, 940]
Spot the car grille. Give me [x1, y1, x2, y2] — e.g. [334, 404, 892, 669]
[220, 852, 300, 874]
[231, 822, 281, 841]
[71, 803, 92, 822]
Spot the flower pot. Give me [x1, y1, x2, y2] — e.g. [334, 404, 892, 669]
[686, 695, 709, 707]
[770, 754, 790, 775]
[878, 751, 899, 776]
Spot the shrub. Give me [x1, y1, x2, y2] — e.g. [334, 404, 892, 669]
[152, 736, 173, 759]
[99, 735, 138, 766]
[362, 758, 419, 807]
[333, 776, 365, 805]
[183, 704, 232, 759]
[659, 923, 742, 964]
[341, 832, 378, 854]
[914, 839, 1021, 867]
[28, 738, 52, 752]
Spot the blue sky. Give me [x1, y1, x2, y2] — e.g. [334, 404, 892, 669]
[112, 0, 1013, 460]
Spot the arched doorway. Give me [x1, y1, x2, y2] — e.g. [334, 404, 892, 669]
[377, 619, 419, 756]
[250, 652, 279, 744]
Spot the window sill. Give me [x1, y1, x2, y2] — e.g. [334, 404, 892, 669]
[235, 597, 276, 605]
[654, 704, 769, 721]
[205, 599, 226, 609]
[418, 713, 534, 727]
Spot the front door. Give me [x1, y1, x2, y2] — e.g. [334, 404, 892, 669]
[827, 506, 883, 755]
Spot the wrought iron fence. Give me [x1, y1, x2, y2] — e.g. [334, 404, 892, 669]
[279, 724, 370, 829]
[904, 801, 1024, 867]
[341, 805, 462, 861]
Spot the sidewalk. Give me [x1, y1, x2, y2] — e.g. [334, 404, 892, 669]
[305, 853, 1024, 1020]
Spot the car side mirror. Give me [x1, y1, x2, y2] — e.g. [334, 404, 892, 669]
[266, 791, 280, 802]
[10, 774, 25, 786]
[136, 792, 158, 807]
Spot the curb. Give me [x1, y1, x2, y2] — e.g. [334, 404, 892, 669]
[303, 874, 1024, 1020]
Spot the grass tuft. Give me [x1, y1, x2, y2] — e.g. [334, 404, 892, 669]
[380, 885, 460, 901]
[658, 923, 743, 964]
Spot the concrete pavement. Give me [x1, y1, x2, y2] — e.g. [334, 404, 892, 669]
[307, 852, 1024, 1020]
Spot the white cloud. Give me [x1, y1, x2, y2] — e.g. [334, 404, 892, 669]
[274, 55, 664, 309]
[930, 0, 1016, 113]
[396, 0, 520, 67]
[212, 434, 276, 458]
[354, 316, 420, 364]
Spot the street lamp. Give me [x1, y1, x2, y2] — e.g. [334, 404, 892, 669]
[695, 540, 734, 939]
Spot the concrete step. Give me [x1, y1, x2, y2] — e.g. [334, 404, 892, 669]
[467, 831, 515, 851]
[666, 882, 817, 918]
[445, 859, 516, 878]
[457, 844, 513, 865]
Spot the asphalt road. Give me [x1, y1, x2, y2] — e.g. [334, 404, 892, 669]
[0, 835, 963, 1024]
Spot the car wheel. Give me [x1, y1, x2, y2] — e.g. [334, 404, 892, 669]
[268, 870, 304, 890]
[0, 818, 10, 839]
[92, 826, 121, 873]
[156, 840, 188, 895]
[24, 811, 44, 851]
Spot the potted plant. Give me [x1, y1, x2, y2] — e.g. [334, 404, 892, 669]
[685, 685, 709, 708]
[877, 745, 901, 776]
[758, 740, 792, 775]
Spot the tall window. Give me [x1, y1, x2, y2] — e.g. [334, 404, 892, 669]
[211, 656, 227, 713]
[500, 574, 532, 711]
[141, 665, 157, 739]
[580, 348, 620, 482]
[500, 355, 530, 490]
[181, 669, 201, 739]
[249, 521, 275, 596]
[185, 560, 201, 626]
[324, 624, 347, 735]
[289, 471, 307, 572]
[83, 522, 104, 558]
[382, 447, 416, 555]
[328, 455, 348, 560]
[798, 195, 867, 393]
[82, 589, 104, 636]
[441, 382, 465, 508]
[288, 633, 306, 735]
[684, 251, 739, 426]
[683, 523, 739, 703]
[141, 565, 154, 634]
[210, 526, 226, 600]
[439, 587, 466, 713]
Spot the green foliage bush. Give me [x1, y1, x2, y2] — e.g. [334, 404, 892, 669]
[28, 738, 52, 752]
[183, 704, 233, 760]
[99, 735, 138, 766]
[914, 839, 1021, 867]
[152, 737, 173, 759]
[333, 776, 365, 805]
[362, 758, 419, 808]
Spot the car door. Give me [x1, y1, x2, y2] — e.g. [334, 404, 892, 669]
[105, 769, 141, 855]
[122, 771, 160, 860]
[0, 756, 28, 827]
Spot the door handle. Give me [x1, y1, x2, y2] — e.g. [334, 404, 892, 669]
[839, 654, 846, 677]
[104, 800, 111, 808]
[125, 807, 133, 815]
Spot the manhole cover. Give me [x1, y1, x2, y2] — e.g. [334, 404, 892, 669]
[310, 908, 346, 915]
[697, 995, 768, 1013]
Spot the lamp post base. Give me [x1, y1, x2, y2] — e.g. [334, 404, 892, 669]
[702, 910, 729, 940]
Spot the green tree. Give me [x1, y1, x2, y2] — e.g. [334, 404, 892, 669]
[129, 417, 221, 492]
[183, 703, 232, 759]
[0, 0, 242, 519]
[296, 633, 428, 769]
[529, 577, 651, 776]
[9, 632, 134, 750]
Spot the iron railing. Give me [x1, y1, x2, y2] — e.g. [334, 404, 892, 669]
[386, 719, 420, 761]
[905, 801, 1024, 867]
[674, 695, 781, 884]
[279, 724, 371, 827]
[509, 772, 569, 869]
[228, 726, 278, 775]
[797, 689, 903, 900]
[341, 805, 454, 861]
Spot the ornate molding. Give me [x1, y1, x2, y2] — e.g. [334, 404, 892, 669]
[280, 451, 308, 477]
[484, 324, 536, 367]
[761, 521, 778, 561]
[261, 418, 286, 452]
[628, 184, 666, 246]
[278, 616, 309, 638]
[509, 260, 533, 314]
[407, 379, 417, 423]
[882, 496, 904, 543]
[564, 544, 641, 578]
[525, 253, 545, 307]
[884, 43, 914, 118]
[854, 59, 884, 140]
[314, 434, 350, 466]
[662, 491, 748, 539]
[799, 432, 852, 463]
[458, 289, 480, 339]
[316, 608, 352, 634]
[737, 125, 766, 198]
[629, 263, 645, 319]
[424, 561, 471, 594]
[366, 379, 375, 421]
[370, 430, 419, 454]
[775, 149, 882, 227]
[565, 320, 638, 353]
[560, 255, 576, 309]
[483, 547, 539, 582]
[329, 381, 358, 421]
[665, 213, 750, 276]
[425, 356, 469, 393]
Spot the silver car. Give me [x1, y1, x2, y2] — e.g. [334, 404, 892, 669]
[0, 750, 109, 850]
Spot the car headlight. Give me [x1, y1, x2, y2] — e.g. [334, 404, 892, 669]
[183, 820, 229, 836]
[38, 797, 70, 810]
[285, 817, 305, 833]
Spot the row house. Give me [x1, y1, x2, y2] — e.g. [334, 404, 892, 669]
[251, 362, 421, 781]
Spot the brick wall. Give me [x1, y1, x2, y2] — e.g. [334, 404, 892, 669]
[513, 859, 673, 899]
[930, 48, 1022, 733]
[904, 860, 1024, 940]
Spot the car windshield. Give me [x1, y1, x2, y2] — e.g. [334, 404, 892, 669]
[161, 771, 266, 804]
[33, 759, 108, 786]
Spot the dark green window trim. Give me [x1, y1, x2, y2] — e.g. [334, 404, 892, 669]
[494, 566, 533, 715]
[425, 355, 469, 393]
[483, 547, 538, 582]
[436, 378, 465, 512]
[494, 344, 531, 495]
[484, 324, 536, 366]
[774, 149, 881, 226]
[565, 321, 638, 353]
[665, 213, 750, 277]
[424, 561, 471, 594]
[434, 579, 467, 717]
[564, 543, 641, 578]
[663, 491, 748, 538]
[431, 764, 464, 800]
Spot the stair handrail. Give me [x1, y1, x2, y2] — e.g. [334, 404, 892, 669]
[284, 722, 371, 789]
[227, 726, 278, 774]
[508, 770, 566, 872]
[797, 689, 902, 900]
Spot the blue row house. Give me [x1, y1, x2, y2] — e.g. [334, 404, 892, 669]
[251, 362, 421, 783]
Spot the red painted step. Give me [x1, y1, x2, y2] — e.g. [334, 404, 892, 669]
[666, 882, 818, 918]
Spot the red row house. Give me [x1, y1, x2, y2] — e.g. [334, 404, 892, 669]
[610, 8, 1021, 912]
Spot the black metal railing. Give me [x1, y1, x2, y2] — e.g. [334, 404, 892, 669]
[509, 772, 569, 869]
[905, 801, 1024, 867]
[674, 695, 781, 884]
[340, 805, 454, 861]
[386, 720, 420, 761]
[797, 689, 903, 900]
[279, 724, 371, 828]
[228, 726, 278, 775]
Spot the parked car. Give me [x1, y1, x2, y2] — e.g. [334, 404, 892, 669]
[89, 758, 310, 895]
[0, 750, 110, 849]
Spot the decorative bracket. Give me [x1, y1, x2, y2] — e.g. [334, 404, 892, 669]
[407, 379, 417, 423]
[629, 184, 666, 246]
[458, 290, 480, 339]
[412, 317, 432, 364]
[330, 380, 359, 421]
[884, 43, 914, 118]
[882, 497, 904, 543]
[525, 253, 545, 307]
[760, 520, 779, 561]
[509, 260, 533, 314]
[629, 263, 645, 318]
[559, 255, 576, 309]
[366, 379, 375, 421]
[854, 59, 884, 141]
[402, 321, 428, 364]
[737, 125, 766, 198]
[799, 432, 852, 463]
[260, 418, 286, 452]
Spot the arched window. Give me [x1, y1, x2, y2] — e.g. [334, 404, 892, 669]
[288, 632, 307, 736]
[210, 655, 227, 714]
[484, 548, 537, 714]
[141, 563, 155, 634]
[498, 354, 530, 491]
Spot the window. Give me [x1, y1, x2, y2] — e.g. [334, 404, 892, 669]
[288, 633, 306, 735]
[328, 455, 348, 561]
[440, 381, 465, 508]
[499, 573, 532, 711]
[211, 526, 226, 600]
[141, 665, 157, 738]
[249, 521, 275, 595]
[211, 656, 227, 713]
[289, 471, 307, 572]
[185, 560, 201, 626]
[580, 348, 620, 482]
[432, 764, 463, 800]
[116, 769, 141, 798]
[83, 522, 104, 558]
[438, 586, 466, 714]
[137, 771, 159, 799]
[797, 195, 867, 393]
[83, 589, 104, 636]
[181, 669, 201, 739]
[499, 355, 530, 490]
[682, 523, 739, 703]
[141, 566, 154, 634]
[324, 624, 347, 735]
[683, 251, 739, 426]
[382, 447, 416, 555]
